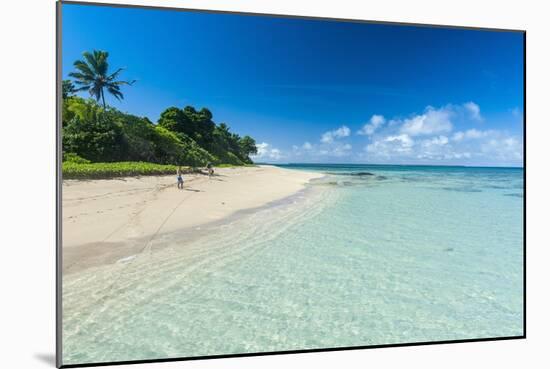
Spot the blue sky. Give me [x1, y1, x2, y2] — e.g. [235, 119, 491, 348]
[62, 3, 524, 167]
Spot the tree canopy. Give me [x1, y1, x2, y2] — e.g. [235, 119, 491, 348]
[63, 50, 257, 168]
[62, 97, 257, 167]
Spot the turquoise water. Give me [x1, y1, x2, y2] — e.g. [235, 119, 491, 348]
[62, 164, 524, 365]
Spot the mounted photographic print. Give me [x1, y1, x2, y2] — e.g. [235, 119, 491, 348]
[57, 1, 525, 367]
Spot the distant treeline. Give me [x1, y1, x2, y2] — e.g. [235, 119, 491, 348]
[62, 93, 258, 167]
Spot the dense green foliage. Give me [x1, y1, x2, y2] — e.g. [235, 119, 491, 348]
[63, 161, 185, 179]
[158, 106, 257, 165]
[62, 97, 225, 167]
[62, 80, 76, 99]
[61, 95, 257, 171]
[63, 98, 127, 162]
[62, 50, 258, 178]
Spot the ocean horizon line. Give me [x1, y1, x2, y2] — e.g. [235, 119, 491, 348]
[259, 162, 525, 170]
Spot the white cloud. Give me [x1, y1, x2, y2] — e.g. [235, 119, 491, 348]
[400, 106, 453, 136]
[357, 115, 386, 136]
[463, 102, 483, 122]
[255, 142, 269, 154]
[452, 131, 464, 141]
[331, 143, 353, 157]
[252, 142, 283, 161]
[366, 134, 414, 158]
[363, 108, 522, 165]
[385, 134, 414, 148]
[321, 125, 350, 143]
[452, 152, 471, 159]
[422, 135, 449, 147]
[290, 102, 522, 165]
[270, 148, 282, 159]
[396, 102, 482, 137]
[291, 139, 352, 159]
[318, 142, 353, 157]
[452, 129, 494, 141]
[481, 136, 523, 161]
[464, 129, 485, 139]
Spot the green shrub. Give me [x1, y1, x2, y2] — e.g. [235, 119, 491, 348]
[62, 161, 188, 179]
[62, 100, 127, 162]
[174, 131, 217, 167]
[63, 152, 91, 164]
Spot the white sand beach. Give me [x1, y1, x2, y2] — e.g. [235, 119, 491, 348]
[62, 165, 322, 272]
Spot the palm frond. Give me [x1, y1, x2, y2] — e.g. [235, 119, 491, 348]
[73, 60, 95, 77]
[68, 72, 94, 84]
[107, 87, 124, 100]
[94, 50, 109, 76]
[68, 49, 134, 108]
[113, 79, 136, 86]
[73, 85, 91, 92]
[107, 67, 124, 81]
[81, 52, 100, 74]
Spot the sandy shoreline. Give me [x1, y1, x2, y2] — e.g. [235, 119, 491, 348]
[62, 165, 322, 273]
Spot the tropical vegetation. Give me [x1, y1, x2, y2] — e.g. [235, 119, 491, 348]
[63, 160, 185, 180]
[69, 50, 135, 108]
[62, 50, 258, 179]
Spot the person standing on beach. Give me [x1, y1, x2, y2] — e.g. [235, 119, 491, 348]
[206, 162, 214, 179]
[177, 167, 184, 189]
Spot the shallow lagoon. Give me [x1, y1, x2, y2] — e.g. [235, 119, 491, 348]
[63, 164, 524, 364]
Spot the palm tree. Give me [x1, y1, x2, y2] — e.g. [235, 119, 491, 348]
[62, 80, 76, 99]
[69, 50, 135, 109]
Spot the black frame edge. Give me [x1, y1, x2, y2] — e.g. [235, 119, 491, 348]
[58, 0, 526, 33]
[522, 31, 527, 339]
[60, 336, 525, 368]
[56, 1, 64, 367]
